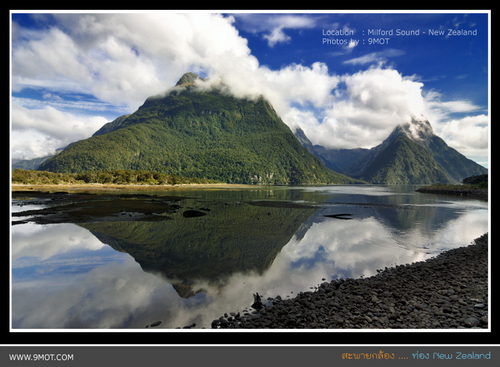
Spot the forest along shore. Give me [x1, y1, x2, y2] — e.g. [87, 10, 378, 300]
[416, 186, 488, 201]
[11, 183, 252, 193]
[416, 175, 488, 201]
[211, 234, 488, 329]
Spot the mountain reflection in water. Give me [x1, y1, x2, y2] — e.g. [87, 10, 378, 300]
[80, 200, 315, 298]
[11, 186, 488, 328]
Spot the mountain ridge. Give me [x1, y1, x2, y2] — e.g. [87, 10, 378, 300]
[24, 72, 487, 185]
[296, 118, 487, 184]
[38, 73, 357, 185]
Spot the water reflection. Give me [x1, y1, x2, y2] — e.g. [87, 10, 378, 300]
[11, 186, 488, 329]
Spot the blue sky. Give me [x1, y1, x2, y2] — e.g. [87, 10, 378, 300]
[11, 11, 489, 167]
[234, 13, 488, 104]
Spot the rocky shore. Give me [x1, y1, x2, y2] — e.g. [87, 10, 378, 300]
[211, 234, 488, 329]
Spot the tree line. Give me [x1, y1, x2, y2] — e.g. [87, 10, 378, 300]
[11, 168, 220, 186]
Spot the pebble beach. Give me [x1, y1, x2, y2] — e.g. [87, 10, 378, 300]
[211, 233, 489, 329]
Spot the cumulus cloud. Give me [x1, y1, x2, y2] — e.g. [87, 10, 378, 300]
[281, 66, 487, 158]
[12, 13, 258, 159]
[12, 13, 254, 110]
[260, 62, 339, 110]
[420, 89, 488, 161]
[11, 12, 487, 165]
[296, 67, 427, 149]
[11, 102, 107, 159]
[437, 114, 489, 157]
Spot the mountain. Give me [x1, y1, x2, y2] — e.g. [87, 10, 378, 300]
[358, 131, 451, 184]
[424, 134, 488, 183]
[12, 146, 68, 170]
[294, 127, 345, 173]
[297, 119, 487, 184]
[38, 73, 356, 185]
[79, 197, 315, 297]
[12, 155, 53, 170]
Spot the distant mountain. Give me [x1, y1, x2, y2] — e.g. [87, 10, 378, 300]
[297, 118, 487, 184]
[39, 73, 357, 185]
[12, 146, 67, 170]
[358, 130, 451, 184]
[12, 156, 53, 170]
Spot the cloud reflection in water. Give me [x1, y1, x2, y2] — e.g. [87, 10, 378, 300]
[11, 188, 488, 329]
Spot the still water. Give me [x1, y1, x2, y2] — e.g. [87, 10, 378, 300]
[11, 185, 488, 329]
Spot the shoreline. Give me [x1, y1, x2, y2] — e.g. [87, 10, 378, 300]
[416, 186, 488, 201]
[11, 183, 256, 192]
[211, 233, 488, 329]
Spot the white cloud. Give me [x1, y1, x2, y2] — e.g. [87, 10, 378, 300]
[436, 114, 489, 156]
[263, 15, 318, 47]
[11, 13, 488, 166]
[298, 67, 426, 149]
[11, 129, 60, 159]
[420, 89, 488, 162]
[343, 49, 406, 65]
[234, 14, 318, 47]
[261, 62, 339, 109]
[11, 13, 259, 159]
[290, 65, 487, 165]
[264, 27, 291, 47]
[12, 13, 254, 111]
[11, 102, 107, 159]
[423, 89, 483, 120]
[12, 27, 89, 83]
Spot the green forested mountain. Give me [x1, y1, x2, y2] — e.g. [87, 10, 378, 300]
[359, 134, 451, 184]
[80, 199, 315, 295]
[39, 73, 356, 185]
[297, 119, 487, 184]
[425, 134, 487, 182]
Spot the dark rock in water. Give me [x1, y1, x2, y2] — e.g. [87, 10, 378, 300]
[323, 213, 353, 220]
[183, 210, 207, 218]
[251, 292, 263, 310]
[148, 320, 162, 327]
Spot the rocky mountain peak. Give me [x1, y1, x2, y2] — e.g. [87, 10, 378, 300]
[175, 72, 205, 87]
[399, 117, 434, 142]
